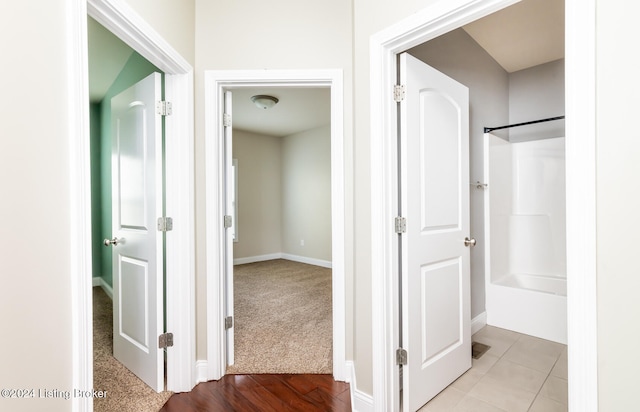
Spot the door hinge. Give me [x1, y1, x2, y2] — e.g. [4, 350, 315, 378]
[157, 217, 173, 232]
[223, 113, 232, 127]
[224, 215, 233, 229]
[157, 100, 172, 116]
[396, 348, 408, 365]
[225, 316, 233, 330]
[159, 332, 174, 349]
[395, 216, 406, 234]
[394, 85, 405, 102]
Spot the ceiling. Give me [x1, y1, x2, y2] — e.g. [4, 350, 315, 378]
[462, 0, 564, 73]
[230, 88, 331, 137]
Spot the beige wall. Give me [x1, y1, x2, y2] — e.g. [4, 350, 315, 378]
[124, 0, 195, 64]
[194, 0, 354, 361]
[0, 2, 73, 411]
[232, 130, 283, 258]
[282, 125, 332, 261]
[233, 126, 332, 262]
[596, 0, 640, 409]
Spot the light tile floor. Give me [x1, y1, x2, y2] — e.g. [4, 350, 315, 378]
[419, 326, 568, 412]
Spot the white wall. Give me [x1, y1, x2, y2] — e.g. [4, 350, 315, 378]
[408, 28, 510, 321]
[0, 3, 73, 411]
[232, 130, 283, 259]
[282, 125, 332, 262]
[596, 0, 640, 409]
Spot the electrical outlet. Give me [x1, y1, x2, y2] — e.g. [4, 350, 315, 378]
[300, 239, 305, 246]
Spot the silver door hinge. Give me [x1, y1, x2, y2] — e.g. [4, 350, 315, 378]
[396, 348, 407, 365]
[225, 316, 233, 330]
[157, 101, 172, 116]
[157, 217, 173, 232]
[395, 216, 406, 234]
[394, 85, 405, 102]
[224, 215, 233, 229]
[159, 332, 174, 349]
[223, 113, 232, 127]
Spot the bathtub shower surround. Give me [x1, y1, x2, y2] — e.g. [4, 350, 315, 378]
[484, 133, 567, 344]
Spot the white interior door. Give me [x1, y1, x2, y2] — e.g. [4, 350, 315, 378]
[224, 90, 235, 367]
[110, 72, 164, 392]
[400, 52, 471, 411]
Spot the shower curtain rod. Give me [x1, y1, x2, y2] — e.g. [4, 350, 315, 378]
[484, 115, 565, 134]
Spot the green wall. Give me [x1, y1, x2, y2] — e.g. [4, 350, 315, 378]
[90, 51, 161, 287]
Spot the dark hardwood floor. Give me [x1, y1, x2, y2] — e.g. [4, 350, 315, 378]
[159, 374, 351, 411]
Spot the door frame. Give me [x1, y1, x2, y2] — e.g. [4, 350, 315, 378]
[204, 69, 346, 383]
[370, 0, 597, 411]
[68, 0, 196, 409]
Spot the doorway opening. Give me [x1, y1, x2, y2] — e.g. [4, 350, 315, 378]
[87, 15, 172, 407]
[204, 70, 346, 383]
[226, 87, 334, 374]
[69, 2, 196, 409]
[370, 0, 596, 410]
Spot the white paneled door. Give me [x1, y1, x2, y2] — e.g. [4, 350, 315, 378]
[400, 53, 472, 411]
[109, 72, 164, 392]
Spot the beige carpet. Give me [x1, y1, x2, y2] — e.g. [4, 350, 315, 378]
[93, 287, 173, 412]
[226, 259, 333, 374]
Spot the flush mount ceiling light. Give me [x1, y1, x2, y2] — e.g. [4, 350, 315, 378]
[251, 95, 279, 110]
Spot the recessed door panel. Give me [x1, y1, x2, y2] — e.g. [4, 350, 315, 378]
[422, 258, 462, 365]
[420, 91, 461, 233]
[119, 256, 149, 352]
[116, 102, 149, 230]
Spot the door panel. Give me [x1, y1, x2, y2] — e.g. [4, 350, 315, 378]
[400, 53, 471, 411]
[111, 72, 164, 392]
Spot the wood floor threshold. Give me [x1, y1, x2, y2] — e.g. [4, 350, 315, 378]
[159, 374, 351, 412]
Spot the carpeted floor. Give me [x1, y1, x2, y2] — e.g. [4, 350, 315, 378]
[226, 259, 333, 374]
[93, 287, 173, 412]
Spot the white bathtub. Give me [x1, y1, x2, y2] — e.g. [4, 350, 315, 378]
[484, 134, 567, 344]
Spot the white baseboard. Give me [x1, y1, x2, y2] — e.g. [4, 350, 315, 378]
[346, 361, 374, 412]
[233, 253, 282, 265]
[92, 277, 113, 300]
[233, 253, 332, 268]
[471, 311, 487, 336]
[281, 253, 332, 269]
[195, 360, 209, 384]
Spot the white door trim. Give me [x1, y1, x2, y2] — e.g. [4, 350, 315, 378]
[204, 69, 346, 383]
[68, 1, 196, 410]
[369, 0, 597, 411]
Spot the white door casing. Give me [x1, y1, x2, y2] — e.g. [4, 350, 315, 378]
[400, 53, 471, 411]
[223, 90, 235, 366]
[70, 1, 196, 407]
[205, 70, 346, 382]
[110, 72, 164, 392]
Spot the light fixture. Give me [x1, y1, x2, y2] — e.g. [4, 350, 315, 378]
[251, 95, 279, 110]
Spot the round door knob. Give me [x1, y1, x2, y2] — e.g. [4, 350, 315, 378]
[104, 237, 120, 247]
[464, 237, 476, 247]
